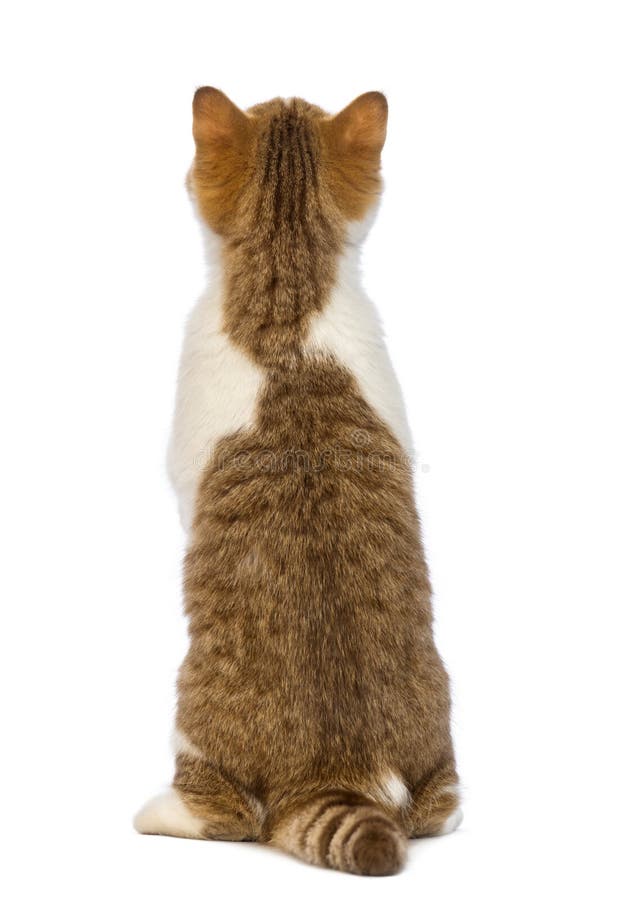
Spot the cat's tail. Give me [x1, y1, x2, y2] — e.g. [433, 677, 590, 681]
[269, 790, 407, 876]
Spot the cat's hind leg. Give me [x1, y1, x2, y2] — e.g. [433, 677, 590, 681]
[405, 763, 463, 837]
[134, 760, 263, 842]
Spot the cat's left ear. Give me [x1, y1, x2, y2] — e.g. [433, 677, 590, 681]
[192, 87, 250, 148]
[327, 92, 388, 157]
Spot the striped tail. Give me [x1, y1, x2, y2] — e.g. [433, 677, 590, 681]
[269, 790, 408, 876]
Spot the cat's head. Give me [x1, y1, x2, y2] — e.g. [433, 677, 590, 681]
[188, 88, 387, 241]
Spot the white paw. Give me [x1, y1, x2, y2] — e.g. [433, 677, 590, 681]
[438, 806, 463, 835]
[134, 788, 205, 838]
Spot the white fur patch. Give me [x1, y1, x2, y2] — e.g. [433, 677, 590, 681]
[435, 782, 462, 835]
[133, 788, 205, 838]
[441, 782, 460, 798]
[241, 789, 266, 825]
[167, 276, 264, 531]
[438, 806, 463, 835]
[373, 771, 411, 808]
[171, 727, 204, 760]
[305, 240, 413, 455]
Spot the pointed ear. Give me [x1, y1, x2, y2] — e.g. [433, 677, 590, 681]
[192, 87, 250, 147]
[329, 92, 388, 155]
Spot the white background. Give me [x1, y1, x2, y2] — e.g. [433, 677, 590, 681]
[1, 2, 621, 897]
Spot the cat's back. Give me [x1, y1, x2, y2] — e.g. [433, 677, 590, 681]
[179, 342, 449, 789]
[173, 90, 452, 791]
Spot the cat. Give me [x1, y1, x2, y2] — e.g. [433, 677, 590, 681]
[134, 87, 461, 876]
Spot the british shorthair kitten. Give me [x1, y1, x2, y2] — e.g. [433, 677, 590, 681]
[134, 88, 461, 876]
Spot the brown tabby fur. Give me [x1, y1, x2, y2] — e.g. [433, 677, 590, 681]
[160, 89, 457, 876]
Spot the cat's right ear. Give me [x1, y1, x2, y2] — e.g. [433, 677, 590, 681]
[192, 87, 250, 148]
[328, 92, 388, 158]
[321, 93, 388, 221]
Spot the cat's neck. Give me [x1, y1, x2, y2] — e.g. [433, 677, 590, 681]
[198, 220, 370, 367]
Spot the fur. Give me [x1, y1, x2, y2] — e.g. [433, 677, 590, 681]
[134, 789, 206, 839]
[136, 88, 460, 877]
[306, 234, 413, 454]
[167, 274, 264, 530]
